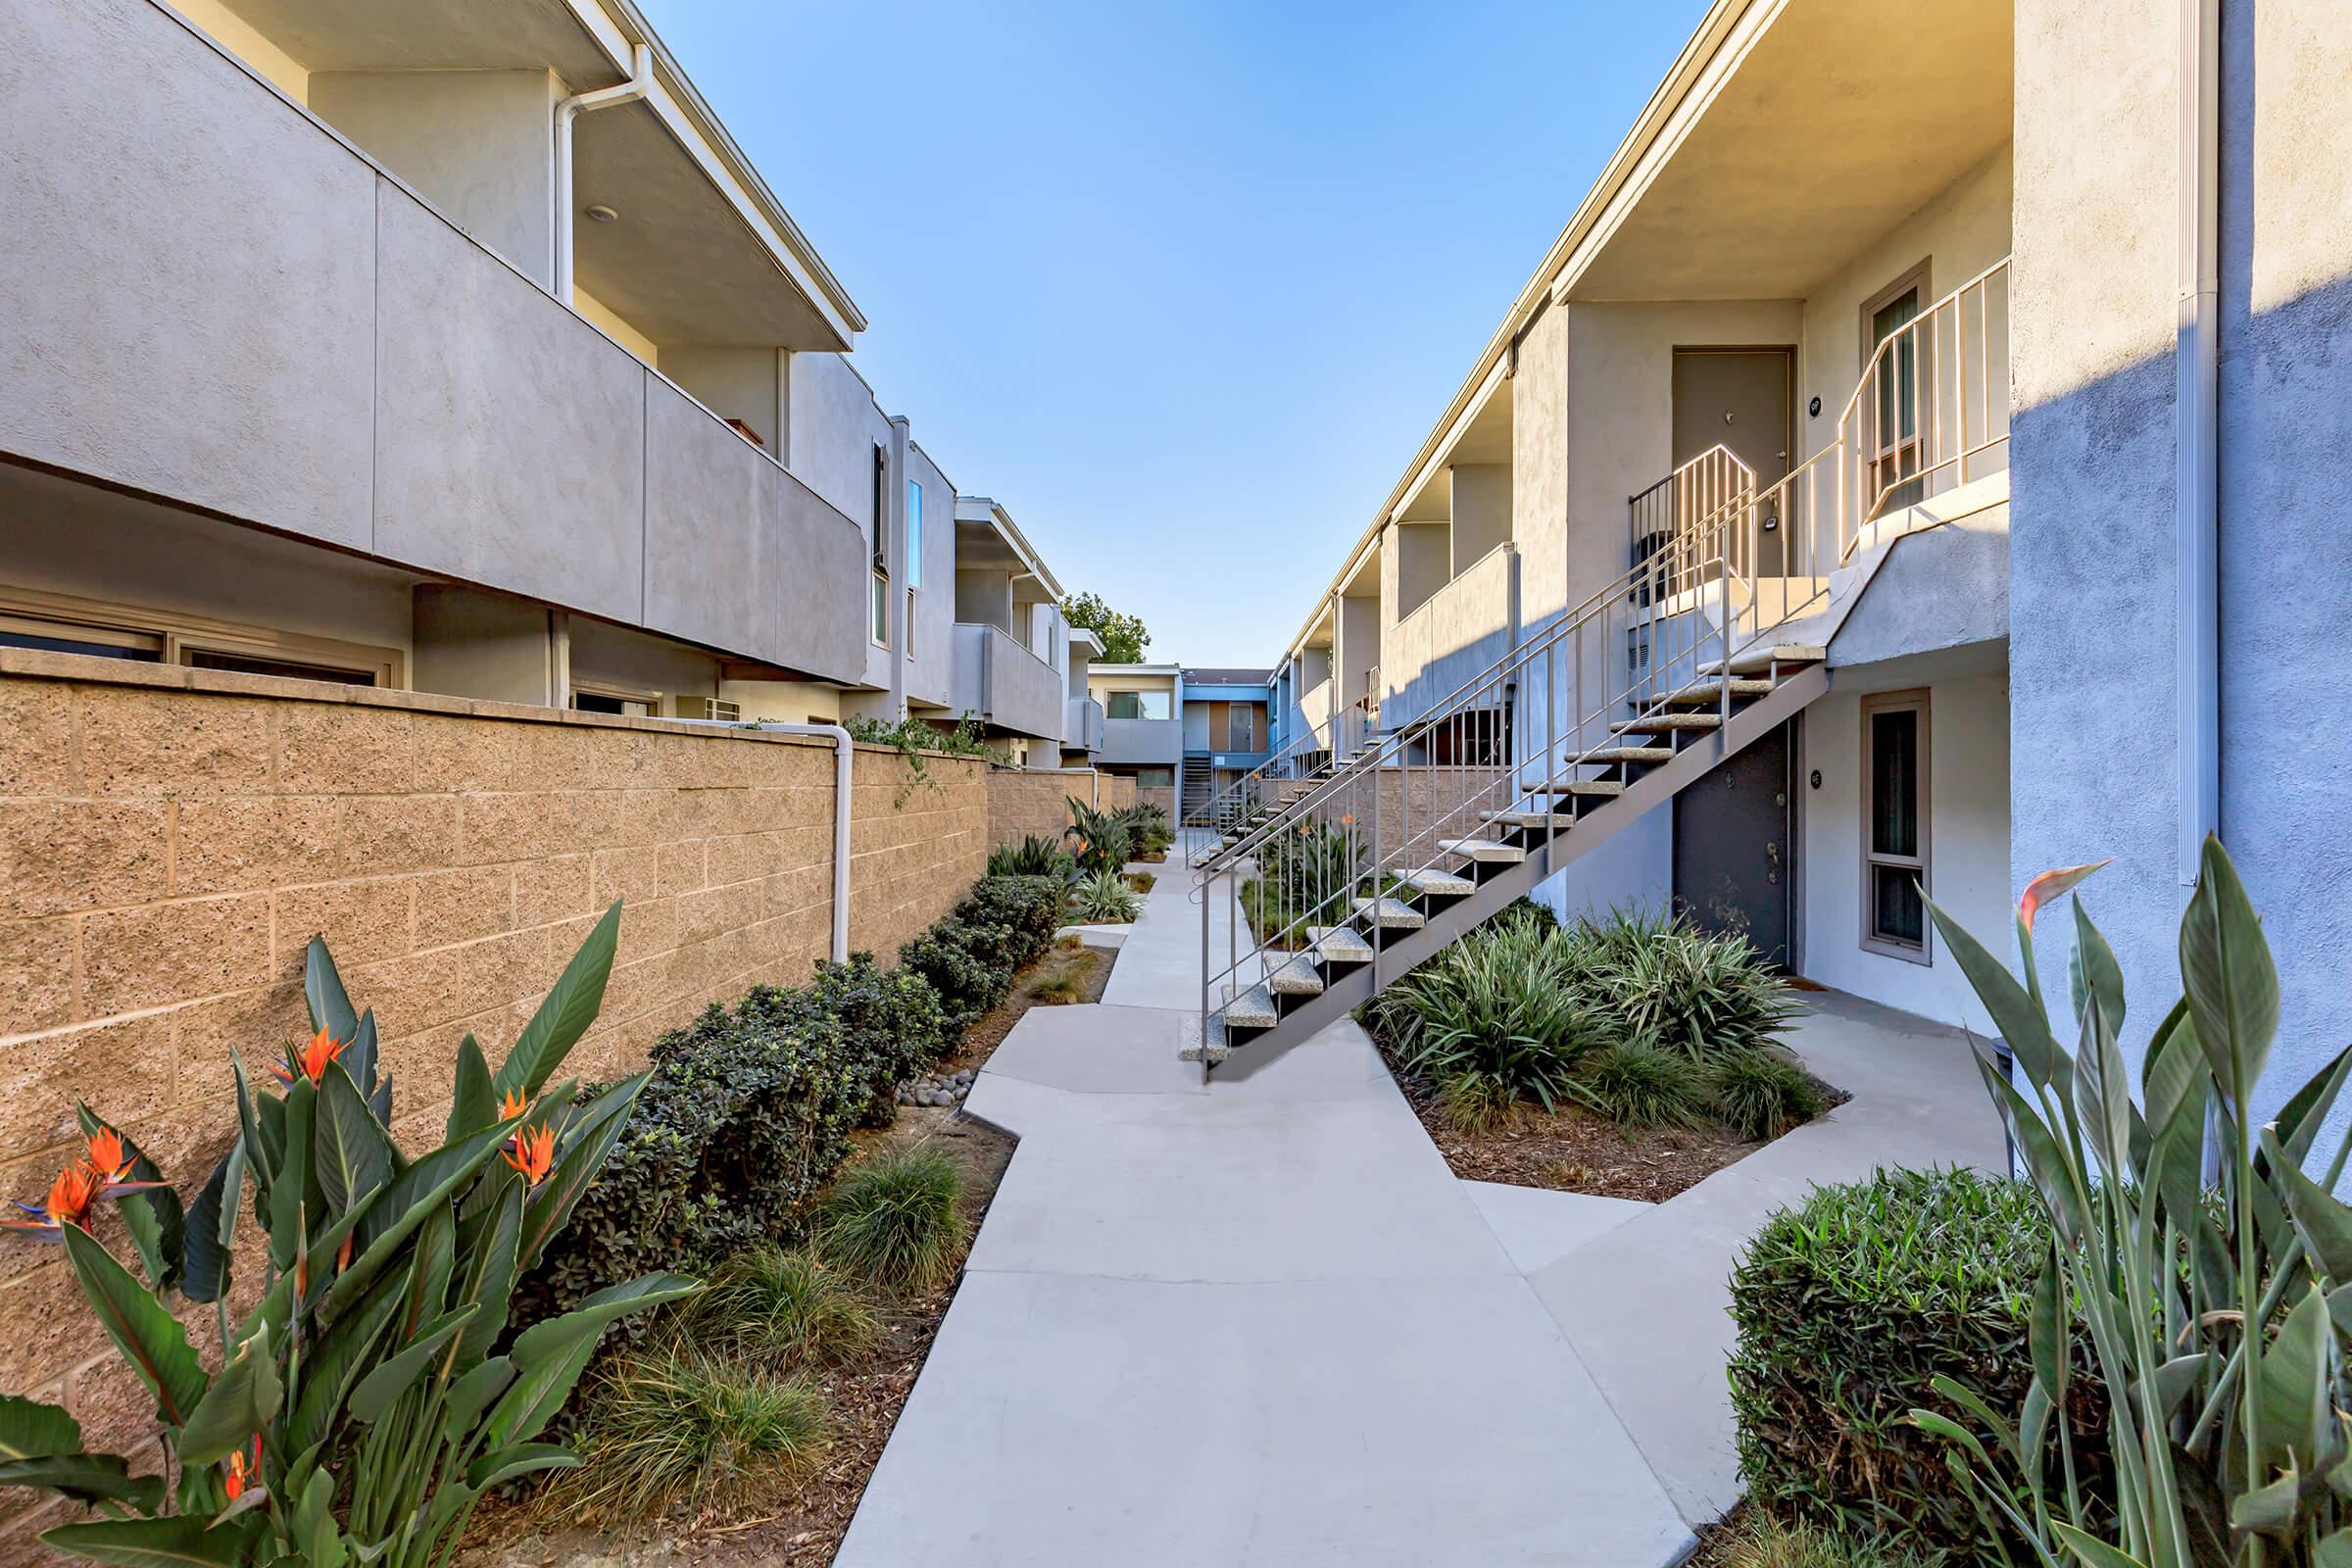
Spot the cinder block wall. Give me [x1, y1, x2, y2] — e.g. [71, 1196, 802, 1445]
[0, 650, 986, 1492]
[983, 768, 1136, 852]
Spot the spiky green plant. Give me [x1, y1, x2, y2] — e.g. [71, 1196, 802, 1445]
[690, 1246, 879, 1369]
[1068, 867, 1143, 923]
[1715, 1515, 1933, 1568]
[0, 906, 694, 1568]
[1914, 839, 2352, 1567]
[1580, 1040, 1706, 1129]
[818, 1147, 968, 1296]
[552, 1348, 827, 1523]
[1064, 799, 1134, 876]
[1375, 916, 1613, 1120]
[987, 833, 1074, 880]
[1598, 910, 1798, 1058]
[1709, 1049, 1825, 1140]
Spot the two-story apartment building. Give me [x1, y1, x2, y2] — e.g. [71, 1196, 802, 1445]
[1243, 0, 2351, 1108]
[0, 0, 1075, 760]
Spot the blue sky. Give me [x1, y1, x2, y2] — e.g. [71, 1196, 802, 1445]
[640, 0, 1710, 665]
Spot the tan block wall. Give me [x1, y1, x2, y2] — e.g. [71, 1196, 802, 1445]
[1296, 766, 1507, 858]
[1136, 784, 1175, 819]
[984, 768, 1137, 852]
[0, 651, 986, 1492]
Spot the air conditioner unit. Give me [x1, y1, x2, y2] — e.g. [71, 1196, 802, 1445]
[674, 696, 742, 723]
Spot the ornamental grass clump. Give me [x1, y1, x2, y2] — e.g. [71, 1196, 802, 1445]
[1580, 1040, 1706, 1128]
[0, 906, 697, 1568]
[689, 1245, 880, 1370]
[552, 1348, 828, 1524]
[818, 1146, 967, 1297]
[1909, 840, 2352, 1567]
[1068, 867, 1143, 923]
[1708, 1049, 1824, 1140]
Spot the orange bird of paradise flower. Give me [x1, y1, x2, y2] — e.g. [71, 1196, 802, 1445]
[222, 1437, 261, 1501]
[503, 1123, 556, 1187]
[3, 1160, 103, 1238]
[82, 1127, 164, 1200]
[499, 1088, 528, 1122]
[271, 1027, 346, 1088]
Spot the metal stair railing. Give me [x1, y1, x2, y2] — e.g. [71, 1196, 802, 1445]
[1186, 729, 1323, 832]
[1198, 420, 1850, 1051]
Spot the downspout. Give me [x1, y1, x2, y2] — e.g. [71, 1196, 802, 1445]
[553, 42, 654, 303]
[711, 722, 853, 963]
[887, 417, 911, 719]
[2176, 0, 2221, 885]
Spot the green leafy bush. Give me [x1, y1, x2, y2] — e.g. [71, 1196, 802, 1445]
[554, 1347, 827, 1523]
[1068, 867, 1143, 923]
[896, 876, 1060, 1030]
[1707, 1049, 1824, 1140]
[517, 989, 867, 1345]
[819, 1147, 968, 1296]
[1728, 1166, 2103, 1556]
[688, 1246, 879, 1369]
[1114, 801, 1173, 857]
[1594, 909, 1798, 1058]
[788, 952, 951, 1123]
[957, 875, 1063, 962]
[1246, 818, 1364, 937]
[0, 906, 692, 1568]
[1064, 799, 1133, 875]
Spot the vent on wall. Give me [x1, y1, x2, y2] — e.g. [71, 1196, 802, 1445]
[674, 696, 742, 722]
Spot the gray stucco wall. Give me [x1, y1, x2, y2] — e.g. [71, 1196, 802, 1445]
[308, 69, 557, 287]
[2, 0, 376, 548]
[663, 347, 784, 452]
[1828, 505, 2011, 669]
[2011, 0, 2352, 1116]
[0, 0, 869, 686]
[1450, 464, 1512, 571]
[906, 445, 956, 708]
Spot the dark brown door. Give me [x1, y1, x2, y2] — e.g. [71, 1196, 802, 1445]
[1673, 718, 1793, 968]
[1673, 348, 1793, 574]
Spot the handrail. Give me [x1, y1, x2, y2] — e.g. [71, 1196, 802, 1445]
[1199, 264, 2012, 1040]
[1185, 728, 1325, 829]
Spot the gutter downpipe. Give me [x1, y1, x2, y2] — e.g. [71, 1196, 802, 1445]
[2176, 0, 2221, 887]
[553, 43, 655, 303]
[726, 722, 854, 964]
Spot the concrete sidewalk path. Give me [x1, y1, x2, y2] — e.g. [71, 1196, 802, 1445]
[836, 851, 1694, 1566]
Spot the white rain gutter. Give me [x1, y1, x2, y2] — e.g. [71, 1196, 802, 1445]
[553, 42, 654, 304]
[2175, 0, 2221, 885]
[685, 720, 853, 962]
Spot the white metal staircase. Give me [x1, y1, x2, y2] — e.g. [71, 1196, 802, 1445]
[1193, 260, 2009, 1077]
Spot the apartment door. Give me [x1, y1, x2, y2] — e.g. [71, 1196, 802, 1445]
[1673, 719, 1792, 967]
[1673, 349, 1793, 575]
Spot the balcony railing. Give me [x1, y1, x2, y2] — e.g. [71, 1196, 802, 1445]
[952, 622, 1063, 741]
[1063, 695, 1105, 753]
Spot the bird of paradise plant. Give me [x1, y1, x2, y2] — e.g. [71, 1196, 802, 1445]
[0, 900, 696, 1568]
[1914, 839, 2352, 1567]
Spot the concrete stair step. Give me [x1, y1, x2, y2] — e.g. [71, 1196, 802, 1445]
[1612, 713, 1723, 734]
[1580, 746, 1674, 765]
[1532, 780, 1625, 799]
[1305, 925, 1374, 963]
[1352, 896, 1426, 930]
[1396, 867, 1476, 899]
[1660, 678, 1773, 704]
[1441, 837, 1526, 864]
[1700, 644, 1824, 676]
[1485, 809, 1577, 831]
[1219, 985, 1278, 1031]
[1266, 956, 1326, 997]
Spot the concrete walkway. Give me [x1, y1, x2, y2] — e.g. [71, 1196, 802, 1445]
[837, 841, 2003, 1565]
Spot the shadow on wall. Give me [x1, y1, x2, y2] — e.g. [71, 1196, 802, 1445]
[2007, 260, 2352, 1130]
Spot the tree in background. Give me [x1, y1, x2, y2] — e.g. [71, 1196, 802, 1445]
[1062, 592, 1152, 663]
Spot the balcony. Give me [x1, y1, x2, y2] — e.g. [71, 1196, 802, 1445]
[1384, 543, 1517, 730]
[1, 0, 869, 683]
[1063, 695, 1105, 754]
[1101, 716, 1184, 767]
[952, 623, 1063, 742]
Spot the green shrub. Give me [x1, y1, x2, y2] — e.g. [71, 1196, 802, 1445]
[1068, 867, 1143, 923]
[1371, 917, 1611, 1124]
[1707, 1049, 1823, 1140]
[517, 991, 868, 1344]
[895, 875, 1060, 1030]
[958, 874, 1062, 961]
[556, 1348, 828, 1522]
[781, 952, 951, 1125]
[1247, 818, 1363, 937]
[1727, 1167, 2105, 1557]
[1578, 1040, 1704, 1128]
[690, 1245, 880, 1369]
[1598, 909, 1797, 1058]
[988, 833, 1073, 879]
[897, 920, 1006, 1029]
[819, 1146, 968, 1296]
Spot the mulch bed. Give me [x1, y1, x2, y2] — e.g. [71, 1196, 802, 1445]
[1389, 1054, 1849, 1204]
[457, 944, 1116, 1567]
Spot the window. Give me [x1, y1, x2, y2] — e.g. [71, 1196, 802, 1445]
[870, 447, 890, 649]
[1136, 767, 1173, 788]
[1861, 263, 1931, 515]
[0, 592, 401, 685]
[1106, 690, 1170, 720]
[906, 588, 916, 660]
[185, 649, 376, 686]
[0, 611, 163, 662]
[1861, 689, 1931, 961]
[572, 684, 658, 717]
[906, 481, 923, 588]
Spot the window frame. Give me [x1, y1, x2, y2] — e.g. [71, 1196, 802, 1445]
[1859, 687, 1933, 964]
[569, 680, 662, 718]
[1859, 259, 1934, 516]
[0, 586, 403, 686]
